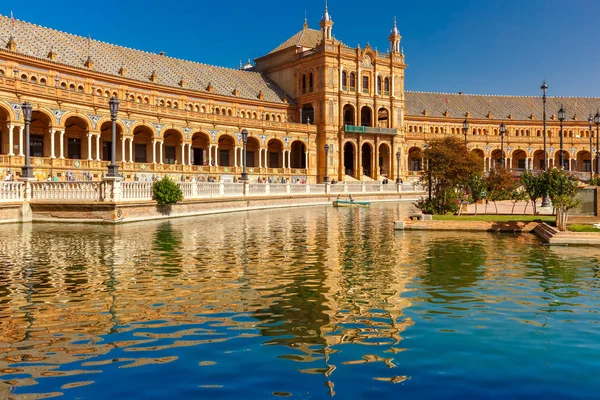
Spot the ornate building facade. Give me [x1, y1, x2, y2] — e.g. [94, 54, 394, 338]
[0, 8, 598, 183]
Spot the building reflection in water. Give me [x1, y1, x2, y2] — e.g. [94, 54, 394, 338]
[0, 203, 598, 397]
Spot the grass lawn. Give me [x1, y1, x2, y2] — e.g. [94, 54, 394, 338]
[568, 224, 600, 233]
[433, 215, 555, 223]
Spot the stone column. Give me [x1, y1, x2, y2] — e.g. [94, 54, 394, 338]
[49, 129, 55, 158]
[305, 151, 308, 170]
[234, 147, 238, 167]
[87, 133, 93, 160]
[121, 136, 125, 162]
[59, 130, 65, 159]
[18, 126, 24, 156]
[8, 125, 14, 156]
[264, 148, 268, 168]
[180, 143, 185, 165]
[208, 145, 213, 166]
[258, 148, 262, 168]
[129, 138, 133, 162]
[152, 140, 156, 164]
[287, 149, 291, 169]
[214, 144, 218, 167]
[96, 134, 101, 161]
[159, 141, 164, 164]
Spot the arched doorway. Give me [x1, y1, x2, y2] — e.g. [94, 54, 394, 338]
[191, 132, 210, 165]
[533, 150, 545, 171]
[555, 150, 570, 170]
[344, 142, 355, 176]
[377, 108, 389, 128]
[361, 142, 372, 177]
[360, 106, 372, 127]
[301, 104, 314, 124]
[343, 104, 355, 126]
[408, 147, 422, 172]
[470, 149, 485, 171]
[246, 136, 260, 168]
[162, 129, 183, 164]
[511, 149, 527, 170]
[217, 135, 235, 166]
[132, 125, 154, 163]
[0, 106, 11, 155]
[290, 141, 306, 168]
[378, 143, 390, 177]
[491, 149, 504, 168]
[64, 116, 90, 160]
[267, 139, 283, 168]
[577, 150, 592, 173]
[99, 121, 124, 162]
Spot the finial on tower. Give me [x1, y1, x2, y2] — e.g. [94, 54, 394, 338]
[320, 1, 334, 40]
[389, 17, 401, 53]
[303, 10, 308, 29]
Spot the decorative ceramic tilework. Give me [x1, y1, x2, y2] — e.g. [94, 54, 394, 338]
[51, 109, 66, 124]
[88, 115, 101, 130]
[152, 123, 164, 137]
[121, 119, 135, 134]
[182, 127, 193, 140]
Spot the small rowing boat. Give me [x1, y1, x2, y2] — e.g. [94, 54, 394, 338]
[333, 200, 370, 208]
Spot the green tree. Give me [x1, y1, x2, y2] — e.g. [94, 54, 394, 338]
[467, 174, 486, 215]
[520, 171, 548, 216]
[152, 176, 184, 206]
[418, 137, 482, 214]
[484, 167, 517, 214]
[541, 168, 580, 231]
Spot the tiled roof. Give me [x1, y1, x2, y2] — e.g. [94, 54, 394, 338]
[405, 91, 600, 122]
[268, 27, 322, 55]
[0, 15, 290, 104]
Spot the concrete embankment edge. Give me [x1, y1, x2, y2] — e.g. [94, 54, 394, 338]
[0, 193, 422, 224]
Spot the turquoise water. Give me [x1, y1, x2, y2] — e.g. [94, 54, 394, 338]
[0, 203, 599, 399]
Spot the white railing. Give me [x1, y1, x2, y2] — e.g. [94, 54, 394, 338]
[121, 181, 153, 201]
[1, 181, 426, 205]
[248, 183, 268, 196]
[223, 183, 244, 197]
[179, 182, 195, 198]
[269, 184, 288, 195]
[0, 182, 24, 202]
[196, 182, 221, 198]
[31, 181, 103, 201]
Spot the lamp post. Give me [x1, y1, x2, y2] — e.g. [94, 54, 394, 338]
[499, 122, 506, 169]
[463, 118, 469, 146]
[240, 129, 248, 181]
[541, 80, 548, 171]
[558, 105, 566, 170]
[324, 144, 330, 183]
[589, 114, 594, 180]
[20, 102, 34, 179]
[107, 96, 120, 177]
[595, 111, 600, 176]
[540, 81, 551, 207]
[395, 151, 401, 184]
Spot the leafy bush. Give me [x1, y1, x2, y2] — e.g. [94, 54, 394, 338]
[152, 176, 184, 206]
[541, 168, 580, 231]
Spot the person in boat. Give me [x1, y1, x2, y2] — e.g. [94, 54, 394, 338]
[349, 194, 354, 203]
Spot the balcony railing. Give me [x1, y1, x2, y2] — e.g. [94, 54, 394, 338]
[344, 125, 398, 135]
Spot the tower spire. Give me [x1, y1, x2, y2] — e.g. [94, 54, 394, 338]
[320, 2, 334, 40]
[303, 9, 308, 29]
[389, 17, 401, 53]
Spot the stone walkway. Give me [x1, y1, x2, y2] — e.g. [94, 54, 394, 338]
[463, 200, 553, 215]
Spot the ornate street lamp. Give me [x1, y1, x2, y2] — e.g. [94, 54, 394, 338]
[395, 151, 401, 184]
[540, 81, 551, 207]
[107, 96, 120, 177]
[541, 80, 548, 171]
[595, 111, 600, 175]
[240, 129, 249, 181]
[558, 105, 566, 170]
[499, 122, 506, 168]
[463, 118, 469, 146]
[21, 102, 34, 179]
[589, 114, 594, 180]
[324, 144, 330, 183]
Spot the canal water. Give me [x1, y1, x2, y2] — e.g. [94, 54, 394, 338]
[0, 203, 599, 399]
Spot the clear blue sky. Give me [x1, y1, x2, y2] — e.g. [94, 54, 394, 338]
[8, 0, 600, 97]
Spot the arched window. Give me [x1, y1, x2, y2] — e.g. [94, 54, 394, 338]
[173, 102, 179, 109]
[30, 76, 37, 83]
[40, 78, 46, 85]
[384, 77, 390, 95]
[301, 74, 307, 94]
[342, 71, 347, 90]
[349, 73, 356, 91]
[362, 76, 369, 93]
[78, 85, 84, 92]
[265, 114, 270, 121]
[69, 83, 75, 91]
[309, 72, 313, 92]
[377, 76, 382, 95]
[20, 74, 27, 81]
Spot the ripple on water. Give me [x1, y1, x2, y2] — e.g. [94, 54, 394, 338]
[0, 204, 599, 399]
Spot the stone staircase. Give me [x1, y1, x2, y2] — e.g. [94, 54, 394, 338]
[534, 222, 600, 245]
